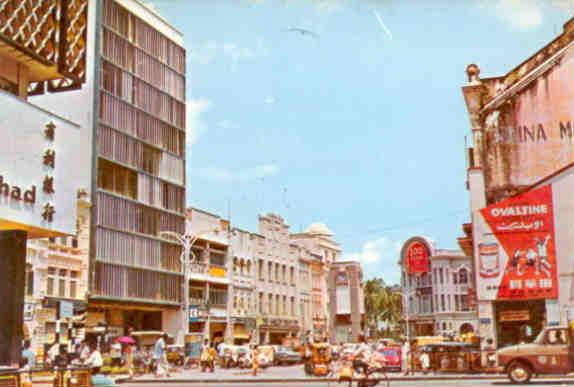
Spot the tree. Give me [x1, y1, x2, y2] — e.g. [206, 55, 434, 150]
[364, 278, 402, 338]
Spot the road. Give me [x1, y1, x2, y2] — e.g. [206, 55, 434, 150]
[121, 379, 574, 387]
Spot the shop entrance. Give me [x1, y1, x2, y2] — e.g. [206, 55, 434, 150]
[495, 300, 545, 348]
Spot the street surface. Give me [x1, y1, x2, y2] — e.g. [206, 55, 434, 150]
[121, 380, 574, 387]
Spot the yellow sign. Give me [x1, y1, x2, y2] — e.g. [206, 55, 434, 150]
[209, 266, 226, 277]
[500, 310, 530, 322]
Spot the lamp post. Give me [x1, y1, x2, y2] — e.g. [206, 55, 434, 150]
[159, 229, 218, 344]
[402, 274, 420, 375]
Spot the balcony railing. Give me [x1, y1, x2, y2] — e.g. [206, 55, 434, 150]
[0, 0, 88, 94]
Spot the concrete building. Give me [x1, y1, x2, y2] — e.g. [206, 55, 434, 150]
[291, 223, 342, 337]
[24, 193, 91, 362]
[460, 17, 574, 352]
[256, 214, 300, 344]
[328, 261, 365, 343]
[399, 236, 477, 338]
[0, 0, 89, 365]
[186, 208, 231, 345]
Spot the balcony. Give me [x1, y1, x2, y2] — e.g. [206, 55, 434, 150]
[188, 262, 229, 284]
[0, 0, 87, 94]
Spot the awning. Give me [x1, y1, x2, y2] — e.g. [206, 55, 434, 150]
[233, 325, 250, 340]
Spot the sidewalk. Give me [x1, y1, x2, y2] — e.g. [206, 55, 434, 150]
[116, 365, 512, 384]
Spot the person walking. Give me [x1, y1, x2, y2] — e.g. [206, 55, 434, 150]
[153, 333, 169, 378]
[21, 341, 35, 369]
[86, 344, 103, 374]
[251, 344, 259, 376]
[200, 339, 211, 372]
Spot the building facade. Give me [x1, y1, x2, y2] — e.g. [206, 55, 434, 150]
[186, 208, 362, 345]
[461, 17, 574, 353]
[399, 236, 477, 338]
[328, 261, 365, 343]
[0, 0, 89, 365]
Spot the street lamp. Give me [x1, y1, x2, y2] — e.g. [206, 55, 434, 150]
[402, 274, 420, 375]
[159, 228, 218, 343]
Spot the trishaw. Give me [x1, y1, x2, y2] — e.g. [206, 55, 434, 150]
[304, 342, 331, 376]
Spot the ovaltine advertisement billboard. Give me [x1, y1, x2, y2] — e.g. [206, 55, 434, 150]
[477, 185, 557, 300]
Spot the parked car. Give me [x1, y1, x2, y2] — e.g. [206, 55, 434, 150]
[272, 346, 302, 365]
[378, 346, 402, 372]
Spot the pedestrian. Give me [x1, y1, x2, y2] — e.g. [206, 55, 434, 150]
[153, 333, 169, 378]
[110, 339, 122, 367]
[86, 344, 103, 374]
[401, 340, 411, 376]
[420, 350, 430, 374]
[47, 341, 60, 366]
[251, 344, 259, 376]
[79, 341, 90, 363]
[124, 328, 135, 378]
[208, 344, 216, 373]
[200, 339, 210, 372]
[352, 334, 371, 377]
[21, 340, 35, 369]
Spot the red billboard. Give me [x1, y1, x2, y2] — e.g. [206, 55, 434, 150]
[405, 241, 430, 274]
[479, 185, 557, 300]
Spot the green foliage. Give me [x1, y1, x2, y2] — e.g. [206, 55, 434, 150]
[364, 278, 402, 338]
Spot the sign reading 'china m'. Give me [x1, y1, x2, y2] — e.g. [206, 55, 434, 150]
[478, 185, 557, 301]
[405, 241, 430, 274]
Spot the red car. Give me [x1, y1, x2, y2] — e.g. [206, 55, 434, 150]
[379, 346, 402, 372]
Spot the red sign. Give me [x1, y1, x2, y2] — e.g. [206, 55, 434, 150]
[480, 185, 557, 300]
[405, 241, 430, 274]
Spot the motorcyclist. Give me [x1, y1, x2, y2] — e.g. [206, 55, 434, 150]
[352, 334, 371, 377]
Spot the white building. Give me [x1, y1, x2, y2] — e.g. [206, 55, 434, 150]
[399, 236, 477, 338]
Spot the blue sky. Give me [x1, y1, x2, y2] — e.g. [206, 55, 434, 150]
[148, 0, 572, 285]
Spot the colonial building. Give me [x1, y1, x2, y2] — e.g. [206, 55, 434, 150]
[399, 236, 477, 338]
[328, 261, 365, 343]
[460, 17, 574, 352]
[24, 193, 91, 363]
[0, 0, 89, 365]
[186, 208, 231, 345]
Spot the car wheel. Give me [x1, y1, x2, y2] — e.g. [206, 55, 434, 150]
[507, 360, 532, 384]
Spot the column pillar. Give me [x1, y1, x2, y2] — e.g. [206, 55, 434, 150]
[0, 230, 27, 366]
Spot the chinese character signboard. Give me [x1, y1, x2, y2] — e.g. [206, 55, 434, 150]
[405, 241, 430, 274]
[477, 185, 557, 301]
[0, 92, 81, 236]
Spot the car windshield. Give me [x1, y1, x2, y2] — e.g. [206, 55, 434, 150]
[383, 349, 398, 357]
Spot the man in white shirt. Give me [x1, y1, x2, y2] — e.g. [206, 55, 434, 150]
[86, 345, 103, 374]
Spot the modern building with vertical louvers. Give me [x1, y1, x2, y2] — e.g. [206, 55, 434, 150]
[89, 0, 186, 335]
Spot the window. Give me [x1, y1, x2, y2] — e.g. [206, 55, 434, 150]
[208, 287, 227, 306]
[290, 267, 295, 285]
[276, 294, 280, 315]
[258, 259, 264, 280]
[246, 260, 251, 277]
[282, 295, 287, 316]
[209, 252, 225, 267]
[440, 294, 445, 312]
[439, 268, 444, 284]
[275, 263, 279, 283]
[25, 264, 34, 296]
[97, 158, 137, 199]
[268, 262, 273, 282]
[282, 265, 287, 283]
[47, 267, 56, 296]
[268, 294, 273, 315]
[459, 268, 468, 284]
[189, 287, 203, 305]
[461, 295, 469, 311]
[72, 238, 78, 248]
[291, 296, 295, 316]
[259, 292, 263, 313]
[70, 281, 77, 299]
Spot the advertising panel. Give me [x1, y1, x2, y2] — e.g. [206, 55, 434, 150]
[405, 241, 430, 274]
[478, 185, 557, 301]
[483, 46, 574, 193]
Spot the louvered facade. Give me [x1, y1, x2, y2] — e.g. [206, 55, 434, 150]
[90, 0, 186, 314]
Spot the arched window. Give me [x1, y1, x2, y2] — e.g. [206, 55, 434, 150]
[459, 268, 468, 284]
[239, 258, 245, 276]
[233, 257, 238, 274]
[246, 260, 251, 276]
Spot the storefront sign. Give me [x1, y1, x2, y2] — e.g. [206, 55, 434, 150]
[24, 303, 35, 321]
[405, 241, 430, 274]
[189, 305, 205, 322]
[59, 300, 74, 319]
[209, 266, 226, 277]
[499, 310, 530, 322]
[0, 92, 81, 236]
[478, 185, 558, 300]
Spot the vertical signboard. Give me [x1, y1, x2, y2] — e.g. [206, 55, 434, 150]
[478, 185, 557, 300]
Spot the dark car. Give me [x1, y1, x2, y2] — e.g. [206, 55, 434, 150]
[273, 345, 302, 365]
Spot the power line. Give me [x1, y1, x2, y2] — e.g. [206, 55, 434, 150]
[336, 208, 468, 239]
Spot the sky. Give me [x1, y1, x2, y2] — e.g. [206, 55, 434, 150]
[148, 0, 573, 285]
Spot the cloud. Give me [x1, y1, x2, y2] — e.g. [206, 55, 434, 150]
[477, 0, 574, 29]
[195, 164, 280, 182]
[264, 96, 276, 104]
[344, 236, 403, 284]
[186, 98, 212, 145]
[217, 120, 240, 129]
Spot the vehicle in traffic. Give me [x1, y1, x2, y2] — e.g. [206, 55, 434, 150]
[272, 345, 302, 365]
[378, 346, 401, 372]
[304, 343, 331, 376]
[497, 326, 572, 384]
[166, 344, 185, 366]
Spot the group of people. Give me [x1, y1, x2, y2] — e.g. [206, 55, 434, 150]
[199, 339, 260, 376]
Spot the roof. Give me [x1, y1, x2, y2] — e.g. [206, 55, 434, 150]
[304, 223, 333, 236]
